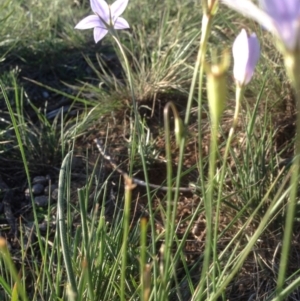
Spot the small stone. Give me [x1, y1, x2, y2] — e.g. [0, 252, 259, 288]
[24, 184, 45, 198]
[24, 188, 31, 200]
[42, 91, 49, 98]
[51, 188, 59, 201]
[44, 184, 57, 195]
[35, 195, 50, 207]
[32, 176, 48, 185]
[31, 183, 44, 195]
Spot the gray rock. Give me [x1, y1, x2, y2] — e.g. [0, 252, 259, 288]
[44, 184, 57, 195]
[35, 195, 50, 207]
[31, 183, 44, 195]
[42, 91, 49, 98]
[51, 188, 59, 201]
[32, 176, 48, 185]
[25, 183, 44, 198]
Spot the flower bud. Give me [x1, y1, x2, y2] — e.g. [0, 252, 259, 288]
[206, 51, 230, 126]
[232, 29, 260, 86]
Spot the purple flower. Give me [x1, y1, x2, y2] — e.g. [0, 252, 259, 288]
[222, 0, 300, 51]
[232, 29, 260, 86]
[75, 0, 130, 43]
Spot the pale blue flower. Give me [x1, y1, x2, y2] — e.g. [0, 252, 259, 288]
[232, 29, 260, 86]
[222, 0, 300, 51]
[75, 0, 129, 43]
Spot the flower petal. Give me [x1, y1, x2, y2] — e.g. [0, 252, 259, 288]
[94, 27, 108, 43]
[75, 15, 103, 29]
[90, 0, 110, 23]
[260, 0, 300, 21]
[232, 29, 249, 84]
[111, 0, 128, 18]
[233, 29, 260, 85]
[222, 0, 275, 34]
[259, 0, 300, 50]
[273, 22, 298, 50]
[114, 17, 130, 29]
[245, 33, 260, 84]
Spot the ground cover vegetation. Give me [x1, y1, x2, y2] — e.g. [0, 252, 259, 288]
[0, 0, 299, 300]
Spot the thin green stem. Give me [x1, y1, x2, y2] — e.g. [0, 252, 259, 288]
[204, 122, 218, 296]
[212, 85, 244, 288]
[184, 12, 212, 126]
[276, 55, 300, 296]
[277, 52, 300, 296]
[197, 37, 209, 209]
[272, 275, 300, 301]
[111, 34, 138, 176]
[111, 34, 158, 294]
[120, 176, 134, 301]
[162, 102, 181, 299]
[78, 188, 94, 300]
[140, 218, 149, 301]
[181, 11, 213, 301]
